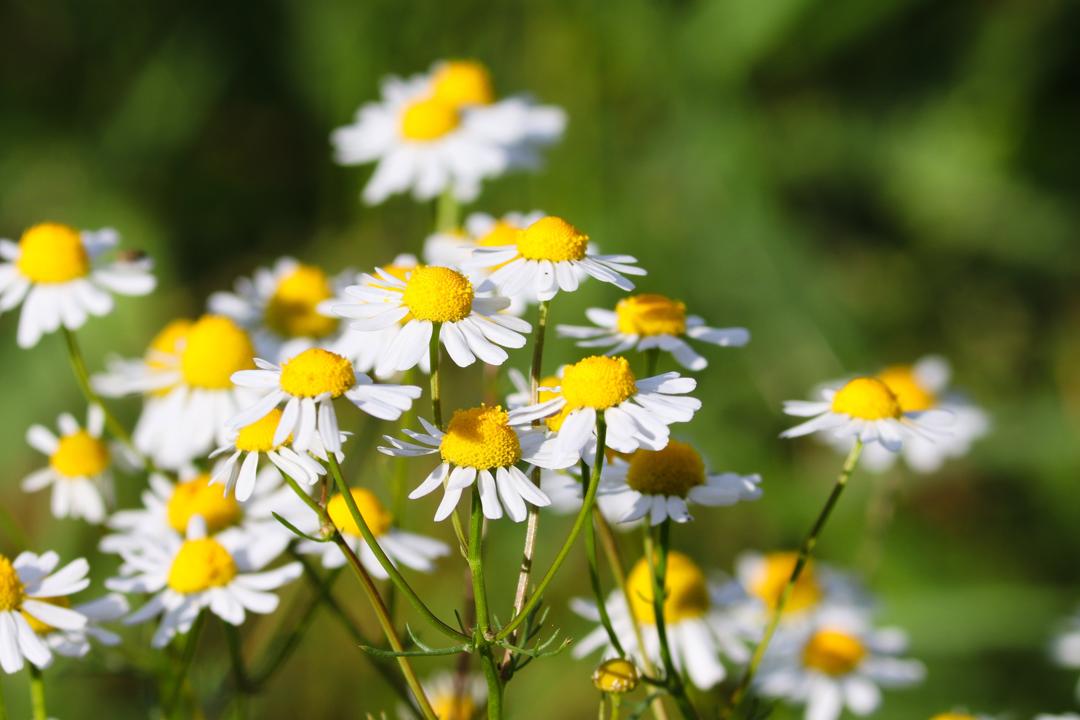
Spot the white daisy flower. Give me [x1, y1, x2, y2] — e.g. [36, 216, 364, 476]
[380, 406, 576, 522]
[471, 216, 645, 301]
[507, 355, 702, 460]
[0, 223, 155, 348]
[756, 607, 924, 720]
[781, 376, 951, 451]
[598, 440, 762, 525]
[108, 516, 301, 647]
[557, 293, 749, 371]
[92, 315, 260, 469]
[298, 488, 449, 578]
[572, 552, 756, 689]
[327, 265, 530, 371]
[229, 347, 421, 456]
[23, 405, 113, 523]
[208, 257, 352, 362]
[0, 550, 91, 673]
[32, 593, 128, 659]
[1053, 607, 1080, 702]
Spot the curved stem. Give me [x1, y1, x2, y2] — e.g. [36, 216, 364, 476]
[28, 666, 45, 720]
[583, 463, 625, 658]
[164, 611, 205, 717]
[723, 439, 864, 716]
[646, 523, 698, 720]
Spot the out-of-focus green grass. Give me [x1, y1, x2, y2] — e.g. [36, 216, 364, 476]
[1, 0, 1079, 717]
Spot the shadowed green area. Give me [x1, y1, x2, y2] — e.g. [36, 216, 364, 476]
[1, 0, 1079, 717]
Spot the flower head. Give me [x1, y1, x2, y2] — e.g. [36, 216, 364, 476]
[23, 405, 114, 523]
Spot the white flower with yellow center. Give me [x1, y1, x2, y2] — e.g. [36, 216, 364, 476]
[471, 216, 645, 301]
[572, 552, 755, 689]
[508, 355, 702, 459]
[209, 257, 352, 362]
[0, 223, 155, 348]
[298, 488, 449, 578]
[30, 593, 128, 661]
[229, 347, 421, 456]
[557, 293, 750, 371]
[756, 608, 924, 720]
[380, 406, 575, 522]
[1053, 608, 1080, 702]
[423, 212, 542, 270]
[598, 440, 762, 525]
[0, 551, 91, 673]
[108, 516, 301, 647]
[781, 376, 951, 451]
[22, 405, 113, 523]
[92, 315, 261, 469]
[398, 671, 487, 720]
[328, 265, 530, 371]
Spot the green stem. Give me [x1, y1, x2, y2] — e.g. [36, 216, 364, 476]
[28, 666, 45, 720]
[723, 439, 864, 716]
[582, 462, 625, 658]
[644, 347, 660, 377]
[435, 187, 461, 233]
[388, 367, 418, 619]
[468, 490, 491, 637]
[0, 673, 7, 720]
[478, 649, 504, 719]
[223, 623, 250, 718]
[429, 322, 443, 428]
[164, 611, 206, 717]
[646, 523, 698, 720]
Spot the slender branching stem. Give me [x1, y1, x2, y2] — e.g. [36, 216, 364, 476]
[646, 523, 699, 719]
[28, 666, 46, 720]
[164, 611, 205, 717]
[582, 461, 626, 657]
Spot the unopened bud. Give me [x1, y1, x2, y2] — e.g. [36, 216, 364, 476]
[592, 658, 639, 694]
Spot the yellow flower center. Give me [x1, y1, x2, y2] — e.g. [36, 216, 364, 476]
[326, 488, 393, 537]
[234, 408, 288, 453]
[560, 356, 637, 411]
[22, 596, 71, 634]
[401, 266, 474, 323]
[432, 693, 476, 720]
[476, 220, 520, 248]
[400, 97, 460, 141]
[625, 441, 705, 498]
[516, 216, 589, 262]
[167, 538, 237, 594]
[440, 406, 522, 470]
[146, 319, 192, 365]
[749, 552, 823, 614]
[592, 658, 640, 694]
[431, 60, 495, 108]
[536, 375, 571, 432]
[166, 474, 242, 534]
[279, 348, 355, 398]
[615, 294, 688, 337]
[179, 315, 256, 389]
[264, 264, 339, 339]
[16, 223, 89, 283]
[0, 555, 26, 612]
[626, 552, 710, 625]
[877, 365, 936, 412]
[830, 377, 902, 420]
[802, 629, 867, 676]
[49, 430, 110, 478]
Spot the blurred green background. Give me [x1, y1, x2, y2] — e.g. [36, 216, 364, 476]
[2, 0, 1079, 717]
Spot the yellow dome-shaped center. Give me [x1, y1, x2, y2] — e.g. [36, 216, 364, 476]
[830, 377, 902, 420]
[440, 405, 522, 470]
[0, 555, 26, 612]
[749, 552, 823, 614]
[516, 216, 589, 262]
[146, 319, 192, 366]
[536, 375, 571, 432]
[180, 315, 256, 389]
[50, 430, 110, 478]
[167, 538, 237, 594]
[166, 474, 242, 534]
[432, 693, 476, 720]
[22, 596, 71, 634]
[877, 365, 936, 412]
[16, 223, 89, 283]
[401, 266, 474, 323]
[401, 97, 460, 141]
[327, 488, 393, 537]
[561, 356, 637, 411]
[432, 60, 495, 108]
[476, 220, 520, 248]
[265, 264, 339, 339]
[235, 408, 288, 452]
[802, 629, 867, 676]
[615, 294, 687, 337]
[626, 552, 710, 625]
[279, 348, 355, 398]
[625, 441, 705, 497]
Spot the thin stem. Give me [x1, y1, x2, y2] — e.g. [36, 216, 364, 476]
[644, 347, 660, 377]
[223, 623, 250, 718]
[164, 611, 206, 717]
[857, 470, 903, 580]
[435, 187, 461, 233]
[429, 322, 443, 429]
[388, 368, 418, 619]
[646, 523, 698, 720]
[0, 673, 7, 720]
[478, 649, 504, 719]
[583, 462, 625, 658]
[723, 439, 864, 716]
[28, 666, 45, 720]
[468, 489, 491, 637]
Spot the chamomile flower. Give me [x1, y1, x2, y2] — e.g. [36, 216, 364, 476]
[507, 355, 701, 459]
[557, 293, 749, 371]
[0, 223, 155, 348]
[1052, 607, 1080, 701]
[726, 551, 865, 628]
[208, 257, 351, 361]
[108, 516, 301, 647]
[598, 440, 762, 525]
[32, 593, 128, 659]
[299, 488, 449, 578]
[0, 550, 90, 673]
[423, 211, 539, 269]
[380, 406, 576, 522]
[92, 315, 260, 469]
[399, 671, 487, 720]
[22, 405, 113, 523]
[229, 347, 421, 455]
[328, 265, 530, 371]
[781, 376, 950, 451]
[572, 552, 755, 689]
[472, 216, 645, 301]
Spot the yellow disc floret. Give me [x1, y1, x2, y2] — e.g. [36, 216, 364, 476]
[516, 216, 589, 262]
[802, 628, 867, 676]
[400, 97, 460, 141]
[560, 356, 637, 411]
[615, 294, 688, 337]
[50, 430, 110, 478]
[476, 220, 520, 248]
[830, 377, 902, 420]
[22, 596, 71, 634]
[264, 264, 339, 339]
[235, 408, 288, 452]
[431, 60, 495, 107]
[877, 365, 936, 412]
[432, 693, 475, 720]
[0, 555, 26, 612]
[625, 440, 705, 497]
[167, 538, 237, 594]
[180, 315, 256, 389]
[16, 223, 89, 283]
[146, 319, 192, 364]
[592, 658, 640, 694]
[327, 488, 393, 537]
[537, 375, 571, 432]
[401, 266, 474, 323]
[166, 474, 242, 534]
[626, 552, 709, 625]
[749, 552, 823, 614]
[279, 348, 355, 398]
[440, 405, 522, 470]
